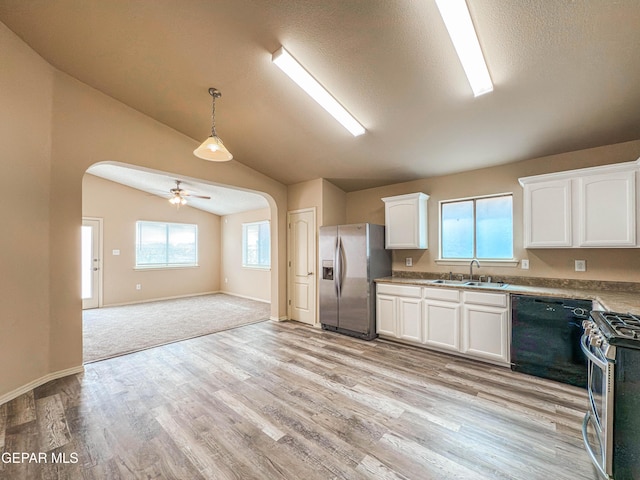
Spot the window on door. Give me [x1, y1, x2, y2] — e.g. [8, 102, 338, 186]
[242, 220, 270, 268]
[440, 194, 513, 259]
[136, 221, 198, 267]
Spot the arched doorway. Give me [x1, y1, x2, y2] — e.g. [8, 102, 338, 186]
[81, 161, 278, 361]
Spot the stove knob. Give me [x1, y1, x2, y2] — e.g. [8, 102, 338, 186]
[590, 335, 603, 347]
[582, 320, 591, 328]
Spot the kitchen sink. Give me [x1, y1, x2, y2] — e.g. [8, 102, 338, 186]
[429, 279, 467, 285]
[464, 281, 509, 288]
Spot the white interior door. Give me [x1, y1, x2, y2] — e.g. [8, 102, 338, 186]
[82, 218, 102, 309]
[288, 209, 316, 325]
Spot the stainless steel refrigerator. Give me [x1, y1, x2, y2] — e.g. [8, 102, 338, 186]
[319, 223, 391, 340]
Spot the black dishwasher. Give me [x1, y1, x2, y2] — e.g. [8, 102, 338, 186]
[511, 294, 592, 388]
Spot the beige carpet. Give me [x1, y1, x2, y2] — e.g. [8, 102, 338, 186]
[83, 293, 271, 363]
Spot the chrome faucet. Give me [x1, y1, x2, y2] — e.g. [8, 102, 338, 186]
[469, 258, 480, 281]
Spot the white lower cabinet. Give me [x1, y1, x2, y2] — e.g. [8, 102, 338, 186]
[461, 291, 510, 364]
[376, 284, 422, 339]
[398, 297, 423, 343]
[461, 304, 509, 363]
[376, 284, 510, 365]
[423, 287, 460, 352]
[376, 294, 398, 337]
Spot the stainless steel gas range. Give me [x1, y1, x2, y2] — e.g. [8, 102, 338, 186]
[581, 311, 640, 479]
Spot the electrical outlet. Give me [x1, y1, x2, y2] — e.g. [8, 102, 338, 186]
[224, 277, 228, 283]
[405, 257, 413, 267]
[575, 260, 586, 272]
[136, 284, 141, 290]
[521, 259, 529, 270]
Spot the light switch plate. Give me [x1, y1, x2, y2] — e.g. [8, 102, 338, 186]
[575, 260, 586, 272]
[112, 249, 120, 256]
[521, 259, 529, 270]
[405, 257, 413, 267]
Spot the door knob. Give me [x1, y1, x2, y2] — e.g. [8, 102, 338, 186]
[307, 272, 313, 276]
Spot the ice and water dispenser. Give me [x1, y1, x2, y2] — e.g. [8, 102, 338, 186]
[322, 260, 334, 280]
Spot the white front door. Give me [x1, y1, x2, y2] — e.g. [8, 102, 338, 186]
[82, 218, 102, 309]
[288, 209, 316, 325]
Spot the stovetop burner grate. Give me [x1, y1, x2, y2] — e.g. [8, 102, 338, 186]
[601, 312, 640, 326]
[592, 311, 640, 345]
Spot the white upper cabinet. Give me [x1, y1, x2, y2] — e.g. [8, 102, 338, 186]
[523, 179, 572, 248]
[381, 193, 429, 249]
[578, 170, 636, 247]
[519, 159, 640, 248]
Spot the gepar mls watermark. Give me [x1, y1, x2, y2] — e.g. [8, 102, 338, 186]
[1, 452, 79, 464]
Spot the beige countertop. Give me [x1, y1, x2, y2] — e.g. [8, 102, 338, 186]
[375, 276, 640, 314]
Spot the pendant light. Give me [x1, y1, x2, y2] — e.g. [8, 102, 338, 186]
[193, 87, 233, 161]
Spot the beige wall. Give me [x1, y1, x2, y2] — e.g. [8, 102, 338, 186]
[221, 208, 271, 302]
[1, 22, 288, 402]
[287, 178, 346, 226]
[346, 140, 640, 283]
[0, 22, 54, 400]
[288, 178, 323, 215]
[322, 179, 347, 226]
[82, 174, 220, 306]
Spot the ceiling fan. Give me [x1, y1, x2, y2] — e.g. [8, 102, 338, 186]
[168, 180, 211, 206]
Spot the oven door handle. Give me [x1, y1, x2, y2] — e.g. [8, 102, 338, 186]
[580, 334, 608, 370]
[582, 410, 612, 479]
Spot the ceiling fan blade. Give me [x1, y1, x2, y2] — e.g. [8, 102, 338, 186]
[184, 194, 211, 200]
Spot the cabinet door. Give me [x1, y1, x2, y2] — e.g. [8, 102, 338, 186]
[423, 300, 460, 352]
[579, 170, 636, 247]
[398, 297, 422, 343]
[382, 193, 428, 249]
[462, 304, 509, 364]
[523, 180, 572, 247]
[376, 294, 397, 337]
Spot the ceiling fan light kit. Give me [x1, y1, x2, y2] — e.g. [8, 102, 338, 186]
[168, 180, 210, 208]
[194, 87, 234, 161]
[169, 193, 187, 206]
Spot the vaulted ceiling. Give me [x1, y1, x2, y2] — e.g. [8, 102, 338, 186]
[2, 1, 640, 191]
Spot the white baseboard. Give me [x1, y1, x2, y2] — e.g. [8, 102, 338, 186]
[0, 365, 85, 406]
[103, 291, 222, 308]
[220, 291, 271, 304]
[270, 316, 289, 321]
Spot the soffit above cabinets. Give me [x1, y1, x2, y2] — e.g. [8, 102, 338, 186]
[2, 1, 640, 191]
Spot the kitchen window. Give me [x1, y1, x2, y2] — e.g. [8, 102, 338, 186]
[242, 220, 270, 269]
[440, 194, 513, 260]
[135, 221, 198, 268]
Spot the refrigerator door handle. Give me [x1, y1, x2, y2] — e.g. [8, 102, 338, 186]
[337, 237, 345, 297]
[334, 237, 340, 297]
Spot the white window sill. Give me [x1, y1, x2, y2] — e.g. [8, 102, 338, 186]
[242, 265, 271, 271]
[134, 265, 199, 271]
[434, 259, 520, 268]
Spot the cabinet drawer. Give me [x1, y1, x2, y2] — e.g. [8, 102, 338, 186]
[377, 283, 422, 298]
[463, 291, 507, 307]
[423, 287, 460, 302]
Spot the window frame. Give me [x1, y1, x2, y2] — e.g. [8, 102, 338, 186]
[135, 220, 199, 269]
[242, 220, 271, 270]
[438, 192, 515, 263]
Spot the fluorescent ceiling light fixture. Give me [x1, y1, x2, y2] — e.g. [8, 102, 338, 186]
[435, 0, 493, 97]
[272, 46, 366, 137]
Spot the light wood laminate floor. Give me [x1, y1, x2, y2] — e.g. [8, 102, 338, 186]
[1, 321, 599, 479]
